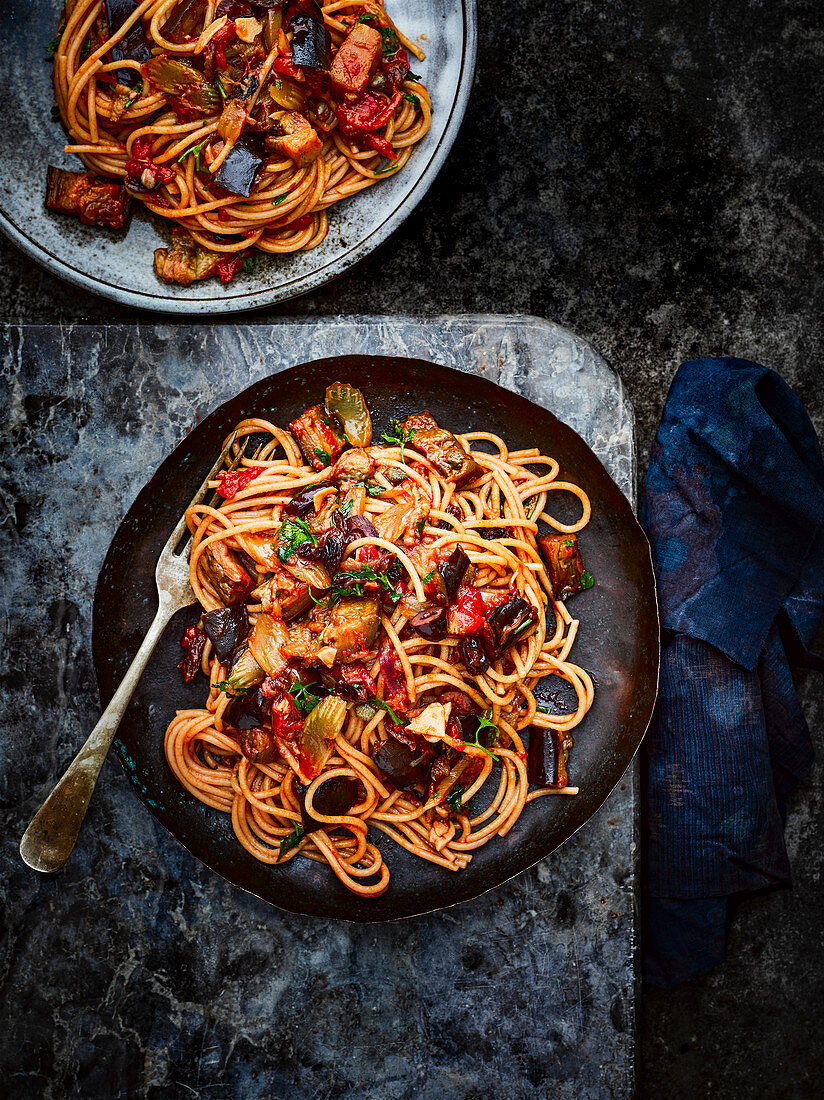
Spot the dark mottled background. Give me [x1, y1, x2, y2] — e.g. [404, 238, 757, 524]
[2, 0, 824, 1096]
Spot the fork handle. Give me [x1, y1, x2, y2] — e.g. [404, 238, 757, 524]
[20, 595, 178, 873]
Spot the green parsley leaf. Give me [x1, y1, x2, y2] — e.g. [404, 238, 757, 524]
[314, 447, 332, 466]
[380, 27, 400, 57]
[470, 708, 500, 759]
[278, 822, 304, 860]
[374, 162, 400, 174]
[366, 482, 385, 497]
[358, 12, 376, 22]
[271, 194, 288, 206]
[327, 564, 397, 604]
[45, 28, 64, 55]
[415, 517, 425, 538]
[535, 704, 550, 714]
[446, 785, 465, 812]
[338, 499, 353, 517]
[369, 698, 403, 726]
[291, 678, 323, 714]
[581, 570, 594, 590]
[242, 256, 255, 275]
[407, 71, 422, 81]
[277, 517, 317, 563]
[403, 92, 420, 109]
[217, 76, 228, 101]
[214, 680, 249, 696]
[177, 135, 211, 172]
[79, 35, 93, 61]
[422, 570, 435, 583]
[380, 419, 415, 462]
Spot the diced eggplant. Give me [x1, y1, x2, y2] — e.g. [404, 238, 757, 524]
[203, 603, 249, 664]
[527, 726, 573, 789]
[215, 137, 266, 197]
[248, 612, 289, 676]
[535, 675, 579, 716]
[224, 683, 269, 728]
[322, 596, 380, 654]
[324, 382, 372, 447]
[223, 646, 266, 694]
[240, 725, 278, 763]
[289, 404, 347, 470]
[45, 166, 131, 230]
[289, 3, 330, 71]
[401, 412, 479, 486]
[537, 533, 592, 600]
[487, 596, 537, 655]
[373, 738, 427, 791]
[439, 546, 470, 602]
[154, 228, 224, 286]
[105, 0, 152, 87]
[298, 516, 348, 576]
[269, 110, 322, 166]
[161, 0, 208, 46]
[333, 449, 376, 482]
[291, 696, 347, 781]
[346, 514, 379, 541]
[409, 607, 447, 641]
[329, 21, 382, 95]
[297, 775, 363, 833]
[142, 56, 220, 115]
[203, 540, 255, 604]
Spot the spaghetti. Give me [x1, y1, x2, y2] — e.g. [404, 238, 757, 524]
[48, 1, 430, 285]
[165, 383, 595, 897]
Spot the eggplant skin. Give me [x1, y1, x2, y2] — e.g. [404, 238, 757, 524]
[537, 533, 589, 600]
[401, 412, 480, 487]
[105, 0, 152, 86]
[203, 604, 249, 664]
[214, 137, 266, 197]
[290, 7, 331, 71]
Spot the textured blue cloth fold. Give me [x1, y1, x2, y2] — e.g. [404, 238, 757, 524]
[640, 358, 824, 987]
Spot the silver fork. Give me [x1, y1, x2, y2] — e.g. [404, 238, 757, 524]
[19, 431, 239, 874]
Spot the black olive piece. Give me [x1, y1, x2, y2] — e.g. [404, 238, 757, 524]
[459, 634, 490, 675]
[203, 603, 249, 664]
[488, 596, 537, 655]
[440, 546, 470, 602]
[215, 137, 266, 197]
[297, 776, 364, 833]
[410, 607, 447, 641]
[373, 739, 427, 791]
[283, 480, 333, 517]
[527, 727, 557, 788]
[224, 684, 269, 730]
[346, 515, 379, 541]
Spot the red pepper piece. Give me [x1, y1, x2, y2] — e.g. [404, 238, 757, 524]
[125, 136, 175, 186]
[335, 90, 402, 135]
[216, 254, 245, 283]
[178, 624, 207, 681]
[363, 132, 396, 159]
[217, 465, 266, 498]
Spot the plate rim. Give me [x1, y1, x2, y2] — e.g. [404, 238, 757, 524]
[92, 354, 660, 921]
[0, 1, 477, 315]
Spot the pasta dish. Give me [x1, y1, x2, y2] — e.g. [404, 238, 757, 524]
[46, 1, 430, 286]
[166, 382, 595, 896]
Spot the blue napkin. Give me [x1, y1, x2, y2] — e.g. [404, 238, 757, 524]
[640, 358, 824, 987]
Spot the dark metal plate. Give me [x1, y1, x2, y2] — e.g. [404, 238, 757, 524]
[92, 356, 659, 920]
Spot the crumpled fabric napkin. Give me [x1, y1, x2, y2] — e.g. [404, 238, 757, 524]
[640, 357, 824, 987]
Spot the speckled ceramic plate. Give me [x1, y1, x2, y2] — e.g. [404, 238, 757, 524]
[0, 2, 475, 313]
[92, 356, 660, 921]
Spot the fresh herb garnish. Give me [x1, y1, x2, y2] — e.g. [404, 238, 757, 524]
[277, 517, 317, 563]
[374, 162, 399, 174]
[358, 12, 377, 22]
[291, 678, 323, 714]
[328, 564, 399, 604]
[366, 482, 385, 497]
[217, 75, 228, 100]
[380, 27, 400, 56]
[368, 697, 403, 726]
[271, 194, 288, 206]
[535, 704, 549, 714]
[422, 570, 435, 583]
[563, 538, 574, 548]
[407, 71, 422, 81]
[278, 822, 304, 860]
[403, 92, 420, 109]
[470, 708, 500, 758]
[242, 256, 255, 275]
[80, 35, 93, 61]
[446, 785, 465, 812]
[45, 28, 64, 54]
[177, 135, 211, 172]
[214, 680, 248, 696]
[380, 419, 415, 462]
[415, 518, 425, 539]
[123, 89, 141, 110]
[314, 447, 332, 466]
[581, 570, 594, 590]
[338, 499, 353, 517]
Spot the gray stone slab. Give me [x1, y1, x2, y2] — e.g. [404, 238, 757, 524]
[0, 317, 637, 1099]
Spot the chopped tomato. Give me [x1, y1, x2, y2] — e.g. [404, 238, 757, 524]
[216, 254, 245, 283]
[363, 132, 396, 159]
[217, 465, 266, 498]
[336, 90, 402, 135]
[448, 584, 487, 635]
